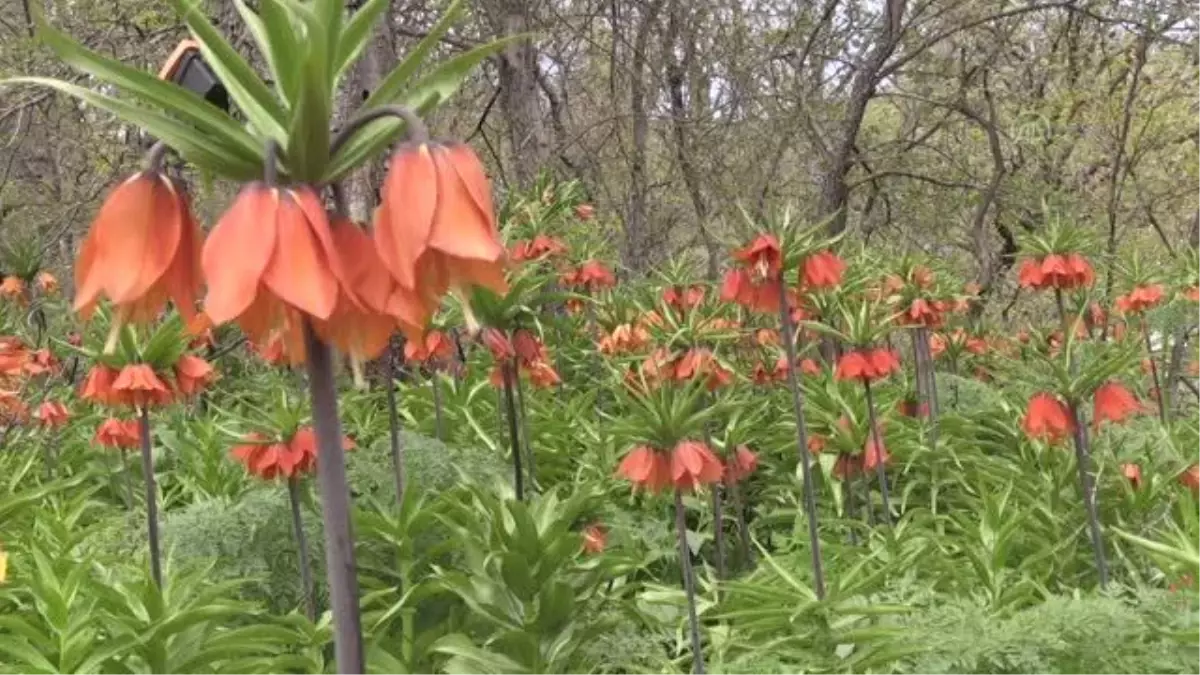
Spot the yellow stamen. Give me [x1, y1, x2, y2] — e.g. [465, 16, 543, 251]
[350, 356, 366, 390]
[103, 320, 123, 355]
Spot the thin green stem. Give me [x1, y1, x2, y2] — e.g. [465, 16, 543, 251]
[138, 409, 162, 588]
[675, 489, 706, 674]
[863, 380, 893, 526]
[287, 478, 317, 621]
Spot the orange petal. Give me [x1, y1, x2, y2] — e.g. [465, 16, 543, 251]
[376, 145, 437, 289]
[106, 175, 183, 303]
[203, 184, 278, 324]
[427, 146, 504, 261]
[72, 228, 103, 318]
[262, 190, 338, 320]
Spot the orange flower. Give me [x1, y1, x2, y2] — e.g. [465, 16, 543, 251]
[0, 390, 28, 424]
[80, 365, 120, 405]
[863, 428, 890, 471]
[671, 440, 724, 492]
[724, 445, 758, 484]
[575, 260, 617, 291]
[174, 354, 216, 397]
[911, 265, 935, 289]
[481, 328, 515, 360]
[1121, 463, 1142, 489]
[510, 234, 568, 262]
[314, 220, 415, 359]
[832, 453, 860, 479]
[406, 330, 455, 364]
[1114, 284, 1165, 315]
[252, 332, 294, 366]
[733, 234, 782, 280]
[0, 276, 26, 301]
[186, 313, 217, 350]
[1093, 381, 1139, 426]
[1182, 286, 1200, 303]
[663, 285, 706, 312]
[1017, 258, 1046, 288]
[35, 272, 58, 294]
[35, 400, 70, 428]
[617, 445, 671, 493]
[526, 360, 561, 388]
[231, 426, 353, 481]
[754, 328, 780, 347]
[1180, 464, 1199, 493]
[807, 435, 826, 454]
[673, 348, 732, 390]
[74, 172, 202, 325]
[599, 323, 650, 355]
[581, 522, 607, 554]
[512, 329, 547, 366]
[835, 348, 900, 383]
[111, 364, 173, 408]
[23, 349, 58, 377]
[93, 417, 140, 449]
[802, 250, 846, 289]
[574, 203, 595, 221]
[903, 298, 941, 327]
[374, 142, 507, 306]
[1023, 393, 1074, 443]
[720, 268, 779, 313]
[203, 184, 346, 351]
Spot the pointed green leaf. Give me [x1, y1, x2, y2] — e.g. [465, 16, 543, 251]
[2, 78, 261, 180]
[233, 0, 300, 106]
[33, 16, 261, 165]
[334, 0, 391, 81]
[167, 0, 289, 141]
[361, 0, 465, 110]
[325, 36, 524, 181]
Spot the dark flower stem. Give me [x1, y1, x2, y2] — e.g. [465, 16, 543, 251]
[918, 327, 940, 451]
[1140, 317, 1166, 423]
[776, 275, 825, 599]
[514, 362, 536, 494]
[501, 359, 525, 501]
[302, 322, 365, 674]
[710, 486, 726, 580]
[862, 381, 893, 526]
[41, 430, 57, 479]
[674, 489, 706, 675]
[287, 478, 317, 621]
[385, 353, 405, 503]
[727, 479, 754, 569]
[430, 371, 445, 441]
[138, 409, 162, 588]
[910, 329, 926, 407]
[1069, 402, 1109, 587]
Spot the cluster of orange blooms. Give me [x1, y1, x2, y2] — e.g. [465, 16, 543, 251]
[719, 234, 846, 314]
[73, 141, 507, 365]
[481, 328, 561, 389]
[0, 336, 62, 426]
[230, 427, 355, 481]
[0, 271, 59, 304]
[636, 347, 733, 392]
[617, 441, 758, 494]
[80, 358, 214, 410]
[1021, 381, 1142, 446]
[1017, 253, 1096, 290]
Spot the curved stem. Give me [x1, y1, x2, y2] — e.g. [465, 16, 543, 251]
[138, 409, 163, 588]
[776, 275, 825, 598]
[674, 489, 706, 674]
[302, 321, 365, 673]
[145, 141, 169, 172]
[501, 359, 525, 501]
[330, 104, 430, 158]
[863, 380, 893, 526]
[287, 478, 317, 621]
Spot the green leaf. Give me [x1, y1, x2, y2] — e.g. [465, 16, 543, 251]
[334, 0, 391, 82]
[431, 633, 528, 674]
[3, 78, 262, 180]
[0, 637, 58, 673]
[361, 0, 464, 110]
[234, 0, 301, 107]
[32, 15, 261, 166]
[325, 36, 523, 182]
[167, 0, 289, 142]
[284, 3, 334, 181]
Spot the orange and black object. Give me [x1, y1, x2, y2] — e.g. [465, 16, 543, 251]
[159, 39, 230, 112]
